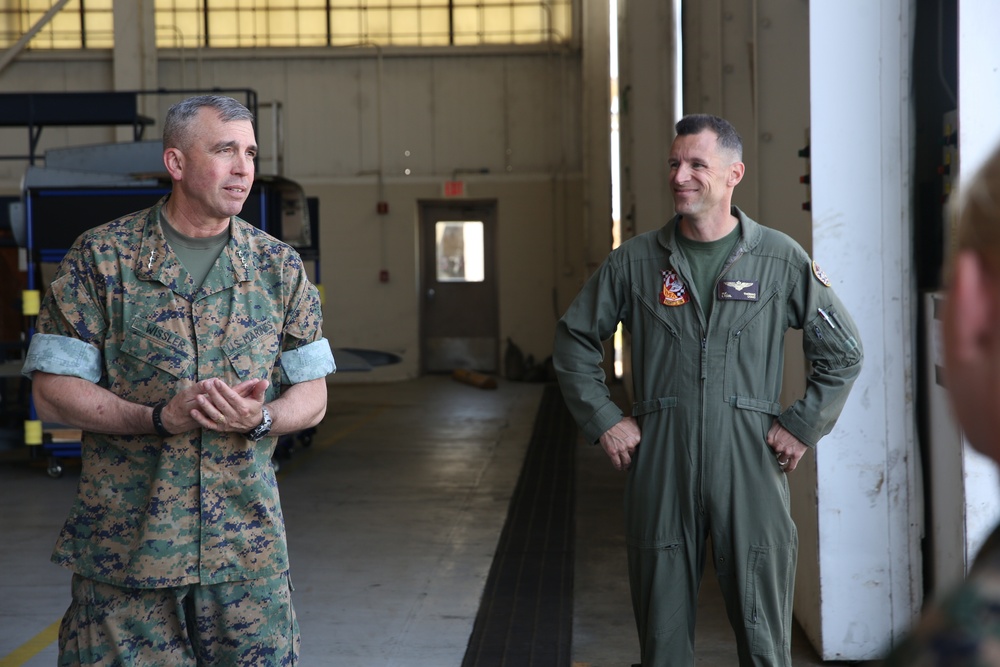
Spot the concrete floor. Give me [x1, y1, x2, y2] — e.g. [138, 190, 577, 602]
[0, 376, 871, 666]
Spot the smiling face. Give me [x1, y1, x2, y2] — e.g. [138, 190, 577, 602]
[163, 106, 257, 235]
[668, 129, 743, 223]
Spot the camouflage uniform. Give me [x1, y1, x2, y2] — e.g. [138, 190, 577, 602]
[882, 526, 1000, 666]
[23, 197, 334, 664]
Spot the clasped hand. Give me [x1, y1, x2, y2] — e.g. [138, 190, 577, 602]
[160, 378, 268, 435]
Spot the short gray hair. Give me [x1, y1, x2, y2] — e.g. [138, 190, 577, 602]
[163, 95, 254, 149]
[675, 114, 743, 162]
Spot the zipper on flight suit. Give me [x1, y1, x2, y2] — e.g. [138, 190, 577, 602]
[696, 241, 748, 514]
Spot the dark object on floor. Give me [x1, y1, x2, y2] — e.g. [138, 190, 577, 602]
[452, 368, 498, 390]
[462, 383, 577, 667]
[504, 337, 526, 381]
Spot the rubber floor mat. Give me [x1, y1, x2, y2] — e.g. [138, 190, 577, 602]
[462, 383, 578, 667]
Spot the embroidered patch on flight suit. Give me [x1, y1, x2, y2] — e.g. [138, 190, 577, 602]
[718, 279, 759, 301]
[812, 261, 832, 287]
[659, 269, 690, 306]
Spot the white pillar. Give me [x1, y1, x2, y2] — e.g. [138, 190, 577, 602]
[806, 0, 921, 659]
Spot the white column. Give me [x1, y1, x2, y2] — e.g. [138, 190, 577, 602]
[807, 0, 921, 659]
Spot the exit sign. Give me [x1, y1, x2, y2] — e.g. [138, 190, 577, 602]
[443, 180, 465, 197]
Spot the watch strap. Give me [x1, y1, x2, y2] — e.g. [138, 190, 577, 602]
[152, 402, 172, 438]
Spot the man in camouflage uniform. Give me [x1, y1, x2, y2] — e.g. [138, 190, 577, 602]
[22, 95, 334, 666]
[882, 144, 1000, 665]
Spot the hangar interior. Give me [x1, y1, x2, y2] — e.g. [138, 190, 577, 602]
[1, 0, 999, 664]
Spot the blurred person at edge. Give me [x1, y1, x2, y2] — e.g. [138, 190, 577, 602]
[883, 145, 1000, 665]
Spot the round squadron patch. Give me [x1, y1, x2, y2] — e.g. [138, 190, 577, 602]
[660, 269, 690, 306]
[812, 261, 832, 287]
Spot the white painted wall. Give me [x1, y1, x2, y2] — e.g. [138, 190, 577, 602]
[808, 0, 920, 659]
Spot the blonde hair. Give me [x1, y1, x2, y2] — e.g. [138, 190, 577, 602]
[951, 144, 1000, 277]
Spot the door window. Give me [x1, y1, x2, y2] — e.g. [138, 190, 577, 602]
[435, 221, 485, 282]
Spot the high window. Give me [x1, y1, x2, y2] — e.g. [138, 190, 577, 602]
[0, 0, 572, 49]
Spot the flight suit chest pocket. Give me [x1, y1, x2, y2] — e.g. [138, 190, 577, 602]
[723, 284, 782, 402]
[121, 317, 196, 381]
[223, 321, 280, 381]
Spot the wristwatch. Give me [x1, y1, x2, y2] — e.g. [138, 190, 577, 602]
[246, 406, 273, 441]
[152, 402, 172, 438]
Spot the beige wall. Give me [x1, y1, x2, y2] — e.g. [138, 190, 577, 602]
[304, 175, 584, 382]
[0, 45, 598, 381]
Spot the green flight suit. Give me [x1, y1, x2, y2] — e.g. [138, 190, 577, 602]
[554, 208, 863, 667]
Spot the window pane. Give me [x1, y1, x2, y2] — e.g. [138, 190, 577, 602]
[38, 1, 82, 49]
[298, 9, 328, 46]
[331, 8, 361, 45]
[267, 9, 299, 46]
[5, 0, 573, 50]
[482, 6, 511, 43]
[420, 7, 449, 45]
[392, 7, 418, 45]
[208, 10, 240, 47]
[452, 6, 479, 44]
[366, 8, 390, 41]
[158, 6, 202, 48]
[513, 6, 541, 44]
[550, 1, 571, 41]
[436, 222, 485, 283]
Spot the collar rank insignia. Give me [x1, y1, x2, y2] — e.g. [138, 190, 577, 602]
[812, 260, 832, 287]
[718, 279, 759, 301]
[660, 269, 690, 306]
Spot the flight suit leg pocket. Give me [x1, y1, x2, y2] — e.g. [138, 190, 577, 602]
[743, 541, 796, 658]
[628, 538, 696, 662]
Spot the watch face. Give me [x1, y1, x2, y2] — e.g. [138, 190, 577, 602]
[248, 407, 272, 440]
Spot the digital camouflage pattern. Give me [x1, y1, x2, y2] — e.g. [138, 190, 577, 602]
[59, 572, 299, 666]
[36, 197, 327, 588]
[882, 526, 1000, 666]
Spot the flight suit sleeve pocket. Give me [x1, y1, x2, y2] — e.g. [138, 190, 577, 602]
[632, 396, 678, 416]
[121, 317, 196, 380]
[804, 306, 861, 368]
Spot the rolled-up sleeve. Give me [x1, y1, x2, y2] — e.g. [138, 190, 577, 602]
[280, 337, 336, 384]
[21, 333, 102, 382]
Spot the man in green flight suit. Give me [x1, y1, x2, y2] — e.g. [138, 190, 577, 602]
[553, 114, 863, 666]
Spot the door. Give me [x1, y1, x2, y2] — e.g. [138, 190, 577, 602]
[420, 200, 498, 373]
